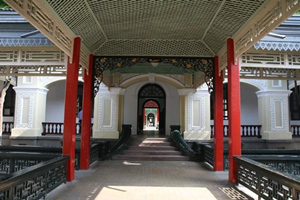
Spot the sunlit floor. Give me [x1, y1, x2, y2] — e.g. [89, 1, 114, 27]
[47, 161, 245, 200]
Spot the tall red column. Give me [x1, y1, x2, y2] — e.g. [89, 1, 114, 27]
[213, 55, 224, 171]
[80, 54, 93, 169]
[63, 37, 81, 181]
[227, 38, 241, 183]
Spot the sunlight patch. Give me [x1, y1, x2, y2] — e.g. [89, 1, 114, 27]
[95, 186, 218, 200]
[122, 161, 142, 166]
[220, 187, 248, 200]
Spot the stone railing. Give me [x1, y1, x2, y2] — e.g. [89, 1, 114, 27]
[2, 122, 13, 134]
[210, 125, 262, 138]
[291, 125, 300, 137]
[42, 122, 93, 135]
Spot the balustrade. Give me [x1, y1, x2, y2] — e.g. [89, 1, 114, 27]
[2, 122, 13, 134]
[42, 122, 93, 135]
[291, 125, 300, 137]
[210, 125, 262, 138]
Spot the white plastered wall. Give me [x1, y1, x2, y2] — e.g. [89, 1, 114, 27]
[123, 80, 180, 135]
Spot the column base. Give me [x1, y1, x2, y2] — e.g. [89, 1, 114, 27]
[93, 131, 119, 139]
[11, 128, 42, 137]
[262, 131, 292, 140]
[183, 130, 211, 140]
[9, 136, 38, 146]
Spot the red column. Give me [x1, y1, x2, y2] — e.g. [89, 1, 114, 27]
[213, 55, 224, 171]
[63, 37, 81, 181]
[227, 38, 241, 183]
[80, 54, 93, 169]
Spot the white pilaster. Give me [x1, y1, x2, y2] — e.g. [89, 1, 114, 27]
[11, 86, 49, 137]
[256, 90, 292, 140]
[182, 84, 211, 140]
[93, 85, 124, 139]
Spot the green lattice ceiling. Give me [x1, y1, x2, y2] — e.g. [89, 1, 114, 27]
[46, 0, 266, 57]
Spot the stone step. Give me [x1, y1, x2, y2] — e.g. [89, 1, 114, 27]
[130, 142, 172, 147]
[128, 146, 177, 151]
[130, 137, 170, 143]
[112, 154, 190, 161]
[123, 150, 182, 155]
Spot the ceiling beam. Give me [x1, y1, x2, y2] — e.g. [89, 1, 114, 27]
[201, 0, 226, 43]
[84, 0, 108, 43]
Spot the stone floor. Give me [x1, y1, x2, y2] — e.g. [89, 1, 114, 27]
[46, 160, 249, 200]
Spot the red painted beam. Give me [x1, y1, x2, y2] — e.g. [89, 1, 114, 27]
[80, 54, 93, 170]
[227, 38, 242, 183]
[213, 55, 224, 171]
[63, 37, 81, 181]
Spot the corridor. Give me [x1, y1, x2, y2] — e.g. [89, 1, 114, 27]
[46, 160, 247, 200]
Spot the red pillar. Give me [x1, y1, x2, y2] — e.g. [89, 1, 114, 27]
[213, 55, 224, 171]
[63, 37, 81, 181]
[80, 54, 93, 169]
[227, 38, 241, 183]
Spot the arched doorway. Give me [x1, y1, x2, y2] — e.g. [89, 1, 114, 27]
[143, 100, 159, 131]
[138, 84, 166, 135]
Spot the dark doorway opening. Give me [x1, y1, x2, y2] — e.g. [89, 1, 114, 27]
[137, 84, 166, 135]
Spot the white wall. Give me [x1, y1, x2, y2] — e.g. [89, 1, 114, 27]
[45, 81, 66, 122]
[240, 83, 260, 125]
[211, 82, 260, 125]
[124, 80, 180, 135]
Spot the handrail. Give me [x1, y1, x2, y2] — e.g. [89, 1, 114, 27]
[197, 143, 300, 170]
[170, 130, 199, 161]
[0, 144, 103, 170]
[234, 156, 300, 200]
[102, 124, 132, 160]
[0, 155, 69, 199]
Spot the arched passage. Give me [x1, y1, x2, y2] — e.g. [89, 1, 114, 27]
[45, 80, 83, 123]
[138, 84, 166, 135]
[143, 100, 159, 130]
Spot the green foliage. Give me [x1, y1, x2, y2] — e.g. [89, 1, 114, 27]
[296, 10, 300, 14]
[0, 0, 10, 9]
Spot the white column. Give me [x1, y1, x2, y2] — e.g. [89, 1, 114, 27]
[11, 86, 49, 137]
[256, 90, 292, 140]
[181, 85, 211, 140]
[93, 85, 124, 139]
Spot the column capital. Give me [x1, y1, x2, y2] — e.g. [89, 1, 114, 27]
[177, 88, 195, 96]
[256, 90, 292, 98]
[13, 86, 49, 95]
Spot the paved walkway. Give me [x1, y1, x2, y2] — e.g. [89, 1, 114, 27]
[46, 160, 248, 200]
